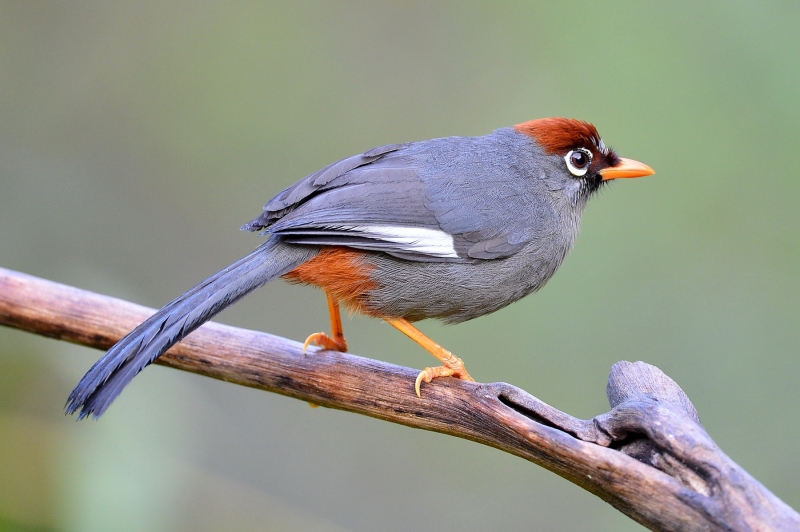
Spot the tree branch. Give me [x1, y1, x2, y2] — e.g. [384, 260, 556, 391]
[0, 266, 797, 531]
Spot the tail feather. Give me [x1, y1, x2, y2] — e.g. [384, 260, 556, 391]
[66, 240, 318, 419]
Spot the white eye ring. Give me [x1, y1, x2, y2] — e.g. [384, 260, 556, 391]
[564, 149, 592, 177]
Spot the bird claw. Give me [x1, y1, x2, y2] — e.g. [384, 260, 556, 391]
[303, 331, 346, 408]
[414, 355, 475, 397]
[303, 332, 347, 354]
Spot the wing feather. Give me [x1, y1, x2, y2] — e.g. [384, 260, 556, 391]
[243, 129, 549, 262]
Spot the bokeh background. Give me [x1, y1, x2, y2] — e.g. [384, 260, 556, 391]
[1, 2, 799, 531]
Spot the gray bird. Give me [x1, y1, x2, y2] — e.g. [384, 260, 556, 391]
[66, 117, 654, 418]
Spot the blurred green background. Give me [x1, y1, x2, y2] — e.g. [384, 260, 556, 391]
[1, 2, 799, 531]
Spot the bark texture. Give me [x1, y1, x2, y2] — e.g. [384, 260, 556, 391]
[1, 267, 797, 531]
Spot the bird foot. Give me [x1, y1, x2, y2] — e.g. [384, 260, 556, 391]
[303, 332, 348, 354]
[415, 354, 475, 397]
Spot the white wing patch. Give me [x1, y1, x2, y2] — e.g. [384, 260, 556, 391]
[325, 224, 458, 258]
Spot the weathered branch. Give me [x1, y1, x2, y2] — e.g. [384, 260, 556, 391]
[0, 266, 797, 531]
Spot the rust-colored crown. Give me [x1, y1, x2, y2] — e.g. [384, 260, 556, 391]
[515, 118, 603, 156]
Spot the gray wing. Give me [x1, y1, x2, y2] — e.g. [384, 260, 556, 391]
[243, 131, 547, 262]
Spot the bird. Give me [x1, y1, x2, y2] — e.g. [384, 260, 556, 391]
[66, 117, 654, 419]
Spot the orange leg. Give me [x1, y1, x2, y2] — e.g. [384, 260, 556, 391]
[386, 318, 474, 397]
[304, 291, 348, 353]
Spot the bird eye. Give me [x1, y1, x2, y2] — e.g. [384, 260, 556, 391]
[564, 149, 592, 177]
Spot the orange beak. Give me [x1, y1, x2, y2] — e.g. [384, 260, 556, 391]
[600, 157, 655, 181]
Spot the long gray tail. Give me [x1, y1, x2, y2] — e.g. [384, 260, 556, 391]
[66, 239, 318, 419]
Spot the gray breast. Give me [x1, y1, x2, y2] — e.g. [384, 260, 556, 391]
[358, 129, 585, 323]
[363, 221, 579, 324]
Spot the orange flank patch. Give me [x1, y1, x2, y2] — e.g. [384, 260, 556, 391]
[515, 118, 602, 156]
[282, 247, 378, 315]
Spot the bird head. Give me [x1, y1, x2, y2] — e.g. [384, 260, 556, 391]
[516, 117, 654, 202]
